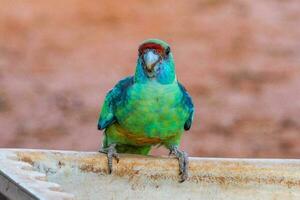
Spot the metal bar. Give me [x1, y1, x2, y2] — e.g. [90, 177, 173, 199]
[0, 170, 37, 200]
[0, 148, 300, 200]
[0, 189, 8, 200]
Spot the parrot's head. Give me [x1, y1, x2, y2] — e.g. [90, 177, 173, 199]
[134, 39, 176, 84]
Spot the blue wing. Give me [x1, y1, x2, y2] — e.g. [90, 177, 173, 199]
[178, 82, 194, 131]
[97, 76, 134, 130]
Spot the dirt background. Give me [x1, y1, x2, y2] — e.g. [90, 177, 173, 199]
[0, 0, 300, 158]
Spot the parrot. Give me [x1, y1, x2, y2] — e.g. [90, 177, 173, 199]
[97, 39, 194, 182]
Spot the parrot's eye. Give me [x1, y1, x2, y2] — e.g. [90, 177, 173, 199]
[165, 47, 170, 56]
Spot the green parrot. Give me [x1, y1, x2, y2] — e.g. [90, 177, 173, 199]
[97, 39, 194, 182]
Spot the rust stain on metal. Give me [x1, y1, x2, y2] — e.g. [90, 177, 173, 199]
[16, 151, 45, 165]
[79, 163, 106, 174]
[58, 160, 65, 168]
[17, 154, 34, 165]
[189, 174, 300, 188]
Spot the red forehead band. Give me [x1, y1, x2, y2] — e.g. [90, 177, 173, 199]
[139, 43, 165, 54]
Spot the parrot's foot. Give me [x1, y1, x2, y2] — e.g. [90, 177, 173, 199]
[169, 146, 189, 182]
[99, 144, 119, 174]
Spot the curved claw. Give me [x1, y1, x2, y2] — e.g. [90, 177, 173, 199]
[99, 144, 119, 174]
[169, 147, 189, 182]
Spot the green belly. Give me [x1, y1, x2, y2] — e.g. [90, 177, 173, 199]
[114, 82, 188, 140]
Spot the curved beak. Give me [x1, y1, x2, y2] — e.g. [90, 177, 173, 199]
[143, 50, 160, 72]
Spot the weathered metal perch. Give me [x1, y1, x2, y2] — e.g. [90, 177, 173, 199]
[0, 149, 300, 200]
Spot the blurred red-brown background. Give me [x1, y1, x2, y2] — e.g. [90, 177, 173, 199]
[0, 0, 300, 158]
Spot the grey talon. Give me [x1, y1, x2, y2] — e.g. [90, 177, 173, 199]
[99, 144, 119, 174]
[169, 146, 189, 182]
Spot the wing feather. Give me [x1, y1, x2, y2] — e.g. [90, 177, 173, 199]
[97, 76, 134, 130]
[178, 82, 194, 131]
